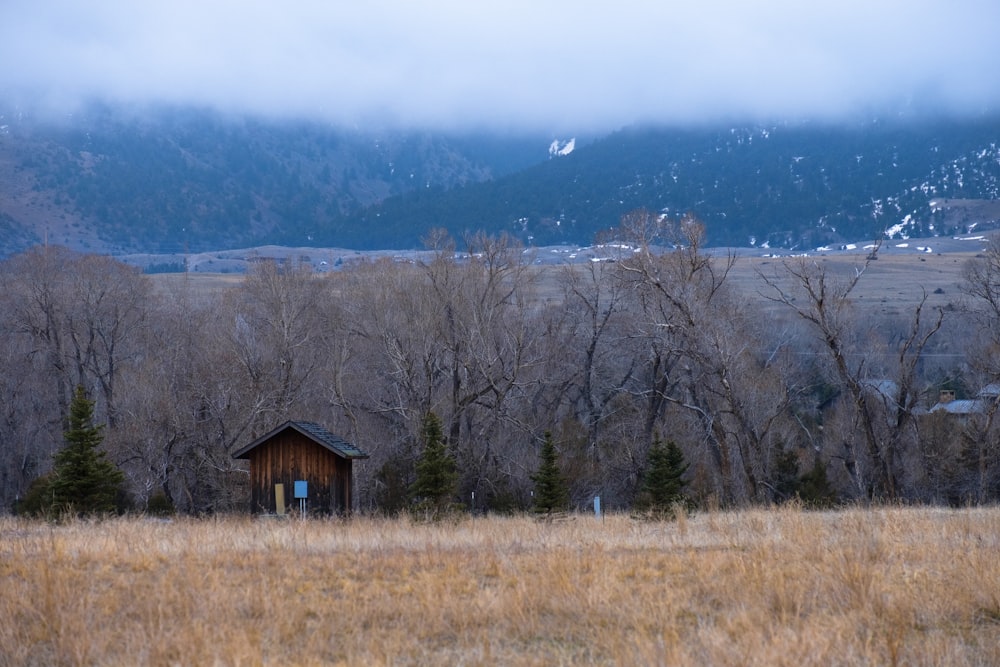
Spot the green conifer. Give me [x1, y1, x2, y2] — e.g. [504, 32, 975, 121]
[797, 458, 836, 508]
[531, 432, 569, 513]
[637, 438, 688, 517]
[49, 386, 126, 516]
[410, 412, 458, 515]
[771, 446, 802, 502]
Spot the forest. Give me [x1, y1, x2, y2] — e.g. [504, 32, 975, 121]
[6, 107, 1000, 257]
[2, 211, 1000, 515]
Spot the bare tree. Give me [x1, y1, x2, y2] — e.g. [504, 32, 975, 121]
[963, 235, 1000, 330]
[557, 259, 637, 461]
[616, 211, 792, 504]
[226, 259, 328, 425]
[0, 246, 79, 420]
[0, 247, 151, 427]
[952, 235, 1000, 501]
[328, 234, 545, 509]
[419, 232, 546, 502]
[63, 254, 152, 427]
[760, 247, 943, 501]
[0, 322, 61, 509]
[0, 248, 154, 509]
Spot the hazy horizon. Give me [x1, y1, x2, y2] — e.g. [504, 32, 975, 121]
[2, 1, 999, 133]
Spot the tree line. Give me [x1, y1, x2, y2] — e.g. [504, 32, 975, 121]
[2, 212, 1000, 515]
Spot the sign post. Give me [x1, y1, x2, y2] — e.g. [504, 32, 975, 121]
[294, 480, 308, 518]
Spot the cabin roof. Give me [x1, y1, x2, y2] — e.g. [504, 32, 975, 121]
[929, 399, 986, 415]
[232, 420, 369, 460]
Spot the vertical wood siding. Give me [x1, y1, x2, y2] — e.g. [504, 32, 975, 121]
[247, 431, 354, 514]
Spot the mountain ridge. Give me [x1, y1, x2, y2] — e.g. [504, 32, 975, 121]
[0, 103, 554, 255]
[354, 117, 1000, 249]
[1, 104, 997, 257]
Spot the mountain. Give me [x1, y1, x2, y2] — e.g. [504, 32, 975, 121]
[1, 104, 998, 257]
[0, 103, 553, 255]
[354, 117, 1000, 249]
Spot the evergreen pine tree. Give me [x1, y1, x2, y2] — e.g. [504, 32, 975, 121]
[410, 412, 458, 515]
[374, 454, 414, 516]
[771, 446, 802, 502]
[637, 438, 688, 517]
[797, 458, 837, 508]
[50, 385, 126, 516]
[531, 431, 569, 513]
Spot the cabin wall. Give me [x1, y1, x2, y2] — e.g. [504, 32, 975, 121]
[247, 431, 354, 514]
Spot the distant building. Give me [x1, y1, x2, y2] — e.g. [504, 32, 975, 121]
[233, 421, 368, 515]
[929, 385, 1000, 418]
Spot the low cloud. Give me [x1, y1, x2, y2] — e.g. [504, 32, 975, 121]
[2, 0, 998, 131]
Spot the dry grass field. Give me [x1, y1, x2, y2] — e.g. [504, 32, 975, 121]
[2, 507, 999, 666]
[739, 250, 978, 318]
[149, 245, 981, 319]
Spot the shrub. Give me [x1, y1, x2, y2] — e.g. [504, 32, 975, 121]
[146, 492, 176, 516]
[14, 474, 56, 518]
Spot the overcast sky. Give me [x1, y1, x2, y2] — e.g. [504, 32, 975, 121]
[2, 1, 998, 132]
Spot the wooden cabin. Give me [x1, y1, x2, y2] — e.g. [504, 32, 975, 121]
[232, 421, 368, 515]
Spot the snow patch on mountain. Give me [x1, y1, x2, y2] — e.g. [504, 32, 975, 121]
[549, 138, 575, 157]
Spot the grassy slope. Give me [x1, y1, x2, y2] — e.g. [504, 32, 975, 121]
[2, 508, 999, 665]
[152, 246, 979, 314]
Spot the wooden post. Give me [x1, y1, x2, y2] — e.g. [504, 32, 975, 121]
[346, 469, 352, 515]
[275, 483, 286, 516]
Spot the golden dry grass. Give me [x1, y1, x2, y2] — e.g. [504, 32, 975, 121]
[2, 507, 999, 666]
[739, 251, 974, 317]
[152, 249, 977, 318]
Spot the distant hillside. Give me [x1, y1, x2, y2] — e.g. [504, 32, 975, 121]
[355, 117, 1000, 249]
[0, 103, 551, 255]
[0, 104, 997, 255]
